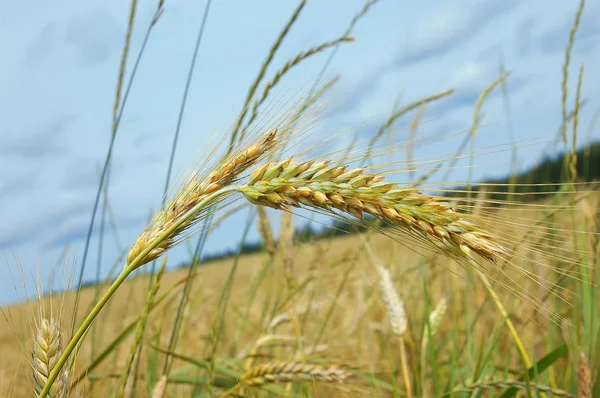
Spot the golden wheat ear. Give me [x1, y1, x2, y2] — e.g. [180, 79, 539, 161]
[240, 158, 506, 262]
[243, 361, 351, 385]
[127, 128, 279, 268]
[33, 317, 69, 398]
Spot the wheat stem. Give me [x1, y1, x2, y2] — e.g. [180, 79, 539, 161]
[473, 265, 532, 369]
[38, 186, 237, 398]
[399, 338, 413, 398]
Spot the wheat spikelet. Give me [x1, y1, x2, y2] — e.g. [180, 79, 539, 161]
[33, 318, 68, 398]
[242, 361, 350, 386]
[127, 129, 278, 267]
[376, 265, 407, 336]
[240, 158, 506, 261]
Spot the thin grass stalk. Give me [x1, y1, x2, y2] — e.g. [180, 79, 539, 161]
[300, 0, 381, 116]
[229, 0, 307, 146]
[72, 0, 161, 333]
[205, 212, 256, 389]
[88, 164, 111, 396]
[399, 340, 413, 398]
[39, 186, 237, 398]
[154, 0, 213, 379]
[117, 258, 167, 397]
[560, 0, 585, 147]
[365, 89, 454, 162]
[498, 54, 519, 202]
[276, 209, 304, 376]
[157, 0, 213, 242]
[277, 75, 340, 155]
[235, 255, 275, 352]
[72, 0, 138, 333]
[69, 273, 191, 390]
[257, 206, 275, 256]
[469, 258, 532, 369]
[407, 106, 424, 182]
[421, 298, 448, 397]
[241, 36, 354, 136]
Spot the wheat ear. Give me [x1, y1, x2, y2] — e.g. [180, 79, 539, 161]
[128, 129, 278, 267]
[243, 361, 350, 386]
[240, 158, 506, 261]
[220, 361, 349, 397]
[40, 132, 280, 398]
[33, 318, 68, 398]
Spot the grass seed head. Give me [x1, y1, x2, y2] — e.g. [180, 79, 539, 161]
[32, 318, 68, 398]
[242, 361, 351, 386]
[240, 159, 507, 262]
[127, 130, 278, 268]
[376, 265, 407, 336]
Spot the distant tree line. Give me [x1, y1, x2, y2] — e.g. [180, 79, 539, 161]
[445, 141, 600, 203]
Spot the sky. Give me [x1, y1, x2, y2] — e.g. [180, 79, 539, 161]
[0, 0, 599, 304]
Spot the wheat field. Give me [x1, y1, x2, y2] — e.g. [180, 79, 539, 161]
[1, 0, 599, 397]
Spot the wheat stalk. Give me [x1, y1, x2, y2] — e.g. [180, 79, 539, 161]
[421, 298, 448, 398]
[33, 318, 68, 398]
[240, 158, 506, 261]
[128, 129, 278, 268]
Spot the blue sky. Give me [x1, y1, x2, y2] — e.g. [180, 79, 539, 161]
[0, 0, 598, 304]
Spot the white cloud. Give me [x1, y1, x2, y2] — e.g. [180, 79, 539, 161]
[396, 0, 519, 66]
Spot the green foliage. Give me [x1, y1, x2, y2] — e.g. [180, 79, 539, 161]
[448, 141, 600, 202]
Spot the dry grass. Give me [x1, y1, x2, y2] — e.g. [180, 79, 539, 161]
[2, 191, 596, 396]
